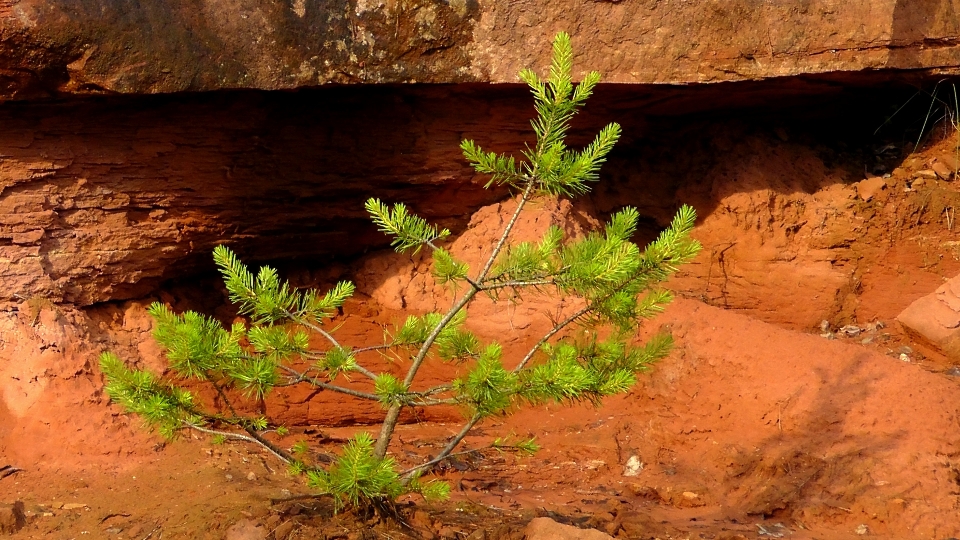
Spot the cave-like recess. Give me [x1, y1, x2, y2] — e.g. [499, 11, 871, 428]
[0, 72, 944, 305]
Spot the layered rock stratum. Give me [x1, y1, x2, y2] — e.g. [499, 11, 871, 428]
[1, 0, 960, 97]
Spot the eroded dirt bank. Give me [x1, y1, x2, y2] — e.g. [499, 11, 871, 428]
[4, 77, 960, 539]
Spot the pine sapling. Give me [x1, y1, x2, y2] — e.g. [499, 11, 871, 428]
[101, 31, 701, 512]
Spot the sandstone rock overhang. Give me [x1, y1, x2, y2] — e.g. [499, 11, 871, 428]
[1, 0, 960, 99]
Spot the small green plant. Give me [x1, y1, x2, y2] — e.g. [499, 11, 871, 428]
[100, 32, 701, 512]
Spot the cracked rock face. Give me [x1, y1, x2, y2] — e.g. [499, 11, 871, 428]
[1, 0, 960, 98]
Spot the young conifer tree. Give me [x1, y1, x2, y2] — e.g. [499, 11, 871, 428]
[100, 32, 701, 511]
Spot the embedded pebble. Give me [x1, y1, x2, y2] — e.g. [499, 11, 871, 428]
[622, 455, 643, 477]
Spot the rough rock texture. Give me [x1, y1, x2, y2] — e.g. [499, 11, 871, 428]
[0, 0, 959, 99]
[897, 273, 960, 359]
[0, 87, 513, 305]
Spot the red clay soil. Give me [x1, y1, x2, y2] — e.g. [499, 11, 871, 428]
[4, 133, 960, 539]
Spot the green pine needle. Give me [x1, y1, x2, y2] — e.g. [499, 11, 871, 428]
[374, 374, 407, 408]
[308, 432, 405, 510]
[365, 199, 450, 253]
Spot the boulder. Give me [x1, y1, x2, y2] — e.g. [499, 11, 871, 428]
[897, 275, 960, 359]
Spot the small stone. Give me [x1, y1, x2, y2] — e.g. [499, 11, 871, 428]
[918, 169, 939, 179]
[900, 353, 910, 362]
[273, 520, 295, 540]
[225, 518, 267, 540]
[438, 526, 460, 539]
[62, 503, 87, 510]
[246, 471, 257, 481]
[855, 523, 869, 535]
[756, 523, 790, 537]
[946, 367, 960, 376]
[865, 320, 884, 331]
[105, 527, 123, 534]
[857, 176, 886, 201]
[839, 325, 861, 337]
[622, 455, 643, 477]
[225, 474, 234, 481]
[465, 530, 487, 540]
[931, 161, 954, 180]
[820, 320, 831, 332]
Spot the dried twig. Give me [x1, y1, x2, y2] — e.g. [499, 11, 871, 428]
[0, 465, 22, 479]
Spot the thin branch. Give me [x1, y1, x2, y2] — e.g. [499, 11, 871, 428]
[289, 312, 342, 349]
[484, 263, 571, 287]
[205, 371, 241, 419]
[411, 384, 453, 397]
[480, 279, 556, 291]
[401, 413, 482, 480]
[411, 397, 460, 406]
[476, 181, 535, 282]
[350, 364, 378, 380]
[399, 448, 482, 478]
[185, 423, 292, 464]
[514, 304, 592, 372]
[278, 366, 380, 401]
[351, 344, 395, 355]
